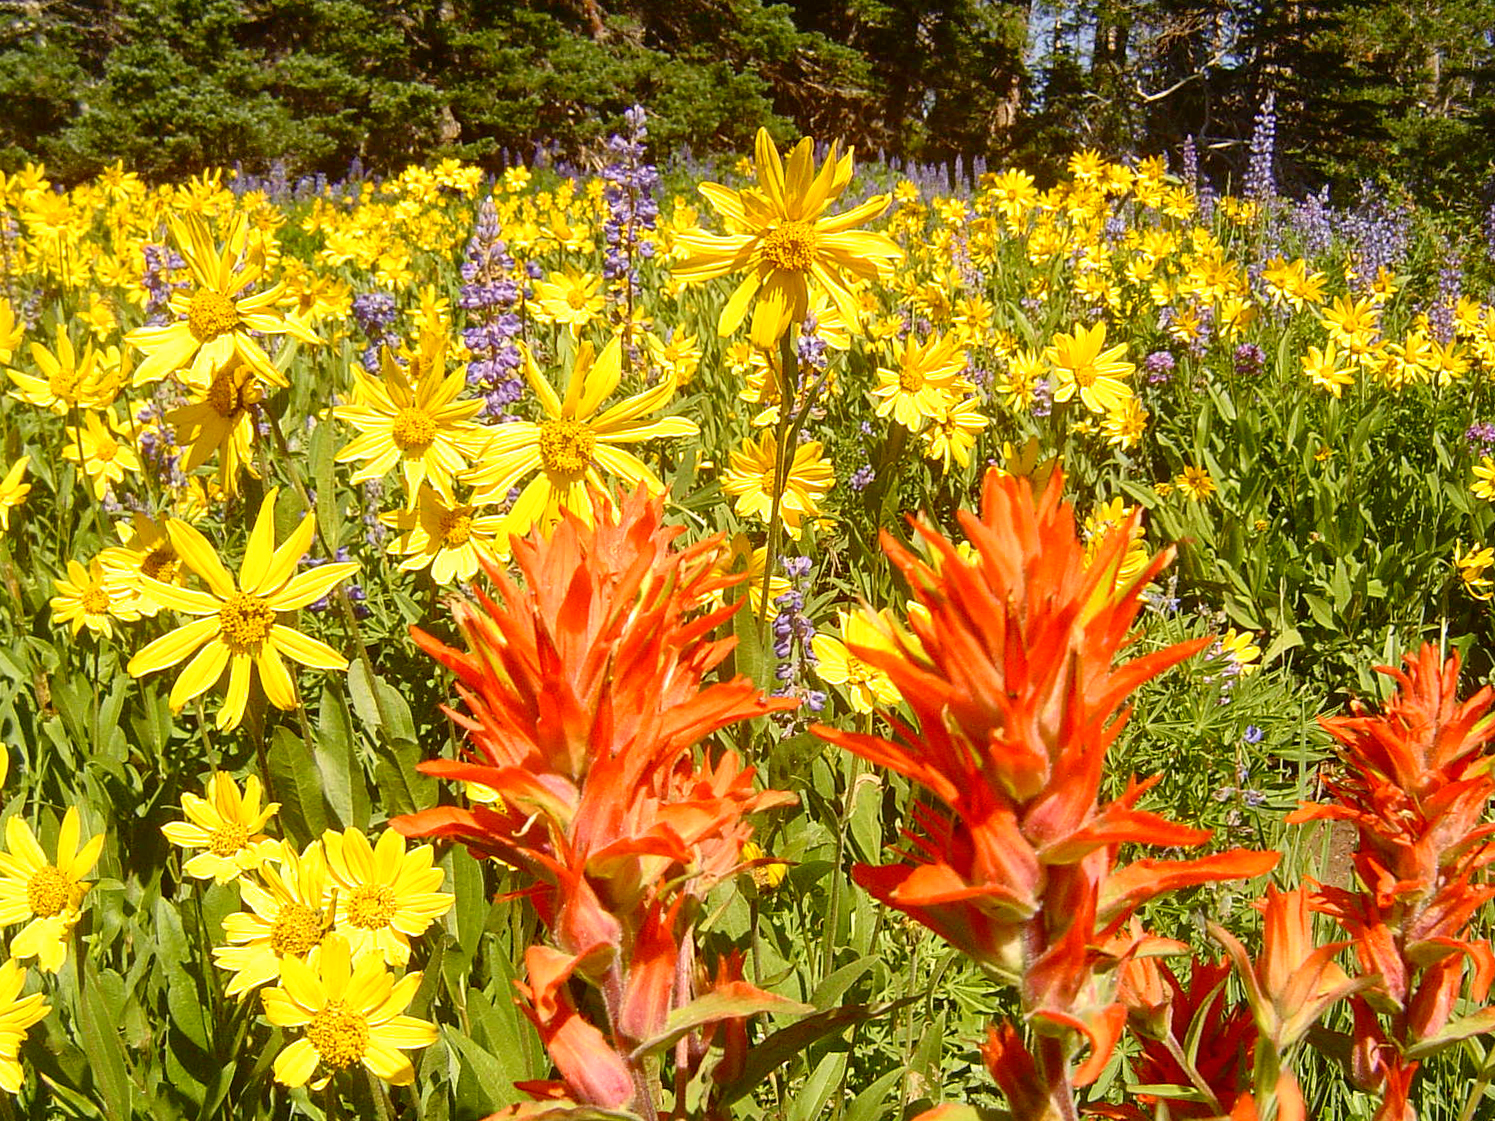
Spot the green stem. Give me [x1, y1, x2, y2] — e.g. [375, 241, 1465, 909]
[264, 409, 398, 746]
[758, 332, 799, 649]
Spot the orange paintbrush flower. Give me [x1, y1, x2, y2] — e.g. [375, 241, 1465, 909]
[393, 486, 798, 1111]
[812, 466, 1277, 1118]
[1289, 645, 1495, 1119]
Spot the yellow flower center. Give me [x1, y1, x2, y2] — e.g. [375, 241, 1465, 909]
[306, 1000, 370, 1069]
[898, 364, 925, 392]
[439, 509, 474, 547]
[1072, 363, 1097, 388]
[49, 367, 80, 402]
[141, 545, 179, 583]
[81, 587, 111, 615]
[209, 822, 250, 857]
[565, 288, 588, 310]
[269, 902, 326, 956]
[95, 436, 120, 462]
[27, 865, 71, 917]
[539, 419, 595, 478]
[761, 221, 818, 272]
[218, 592, 276, 654]
[206, 369, 262, 418]
[344, 884, 398, 930]
[187, 290, 241, 342]
[391, 407, 437, 453]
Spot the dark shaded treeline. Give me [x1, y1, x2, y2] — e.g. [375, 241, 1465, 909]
[3, 0, 1494, 213]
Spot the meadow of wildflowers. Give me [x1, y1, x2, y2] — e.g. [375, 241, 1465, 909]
[7, 103, 1495, 1121]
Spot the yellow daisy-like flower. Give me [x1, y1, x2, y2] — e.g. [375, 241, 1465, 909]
[0, 457, 30, 531]
[98, 513, 188, 617]
[674, 127, 902, 347]
[62, 409, 140, 500]
[464, 336, 699, 536]
[721, 431, 835, 539]
[1455, 543, 1495, 601]
[126, 487, 357, 731]
[1216, 628, 1262, 675]
[323, 828, 454, 967]
[0, 807, 104, 973]
[920, 395, 988, 471]
[7, 324, 118, 414]
[1176, 465, 1218, 502]
[0, 298, 22, 367]
[262, 931, 436, 1088]
[1102, 396, 1150, 450]
[646, 330, 704, 388]
[710, 534, 792, 618]
[162, 772, 280, 885]
[1473, 457, 1495, 502]
[872, 332, 969, 431]
[334, 346, 487, 509]
[213, 839, 331, 998]
[0, 958, 49, 1094]
[811, 609, 902, 714]
[531, 267, 606, 338]
[126, 212, 320, 388]
[50, 557, 140, 638]
[163, 356, 264, 496]
[1046, 321, 1135, 415]
[1301, 342, 1354, 399]
[381, 485, 508, 585]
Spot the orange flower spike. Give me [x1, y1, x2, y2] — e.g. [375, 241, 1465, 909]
[1211, 886, 1367, 1051]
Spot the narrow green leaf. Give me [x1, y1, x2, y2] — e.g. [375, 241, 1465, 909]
[268, 724, 329, 844]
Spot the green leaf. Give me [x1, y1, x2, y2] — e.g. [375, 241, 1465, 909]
[713, 999, 912, 1107]
[445, 1025, 527, 1113]
[78, 958, 134, 1119]
[373, 738, 438, 816]
[268, 724, 330, 844]
[309, 418, 344, 552]
[786, 1049, 847, 1121]
[629, 985, 812, 1059]
[1407, 1008, 1495, 1058]
[314, 684, 369, 830]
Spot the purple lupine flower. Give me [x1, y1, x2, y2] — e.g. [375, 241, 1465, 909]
[1290, 186, 1334, 258]
[1428, 250, 1461, 346]
[769, 557, 824, 723]
[849, 465, 875, 492]
[351, 290, 398, 372]
[1234, 343, 1265, 377]
[1336, 182, 1411, 296]
[1465, 422, 1495, 458]
[1180, 135, 1199, 197]
[601, 106, 659, 339]
[141, 243, 189, 325]
[1031, 376, 1053, 418]
[1143, 351, 1175, 385]
[796, 314, 828, 373]
[1245, 92, 1276, 205]
[459, 196, 525, 419]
